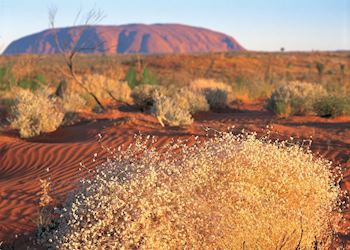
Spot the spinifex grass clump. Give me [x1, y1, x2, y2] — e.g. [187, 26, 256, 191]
[45, 133, 341, 249]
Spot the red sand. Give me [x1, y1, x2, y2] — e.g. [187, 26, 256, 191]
[0, 103, 349, 246]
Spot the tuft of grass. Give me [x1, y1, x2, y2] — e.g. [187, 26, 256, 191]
[43, 132, 341, 249]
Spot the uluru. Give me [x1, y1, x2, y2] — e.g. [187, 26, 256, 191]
[3, 23, 245, 55]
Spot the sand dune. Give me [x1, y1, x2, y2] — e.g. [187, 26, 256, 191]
[0, 103, 349, 245]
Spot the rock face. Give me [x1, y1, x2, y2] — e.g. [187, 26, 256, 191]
[3, 24, 245, 55]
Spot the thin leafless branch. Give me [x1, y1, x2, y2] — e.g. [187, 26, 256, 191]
[48, 6, 107, 110]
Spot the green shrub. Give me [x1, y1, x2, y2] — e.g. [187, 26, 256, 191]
[125, 66, 138, 88]
[313, 95, 350, 117]
[141, 67, 158, 86]
[267, 81, 327, 117]
[125, 66, 158, 88]
[17, 75, 48, 92]
[0, 66, 16, 91]
[34, 74, 47, 84]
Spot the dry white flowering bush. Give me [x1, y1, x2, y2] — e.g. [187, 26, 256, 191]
[10, 88, 64, 138]
[44, 132, 341, 249]
[267, 81, 327, 117]
[151, 90, 194, 127]
[190, 79, 231, 109]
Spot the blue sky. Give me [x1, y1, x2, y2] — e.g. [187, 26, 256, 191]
[0, 0, 349, 52]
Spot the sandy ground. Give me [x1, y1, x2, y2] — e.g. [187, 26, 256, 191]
[0, 102, 349, 248]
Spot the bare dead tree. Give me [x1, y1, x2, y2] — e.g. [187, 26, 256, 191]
[48, 6, 107, 110]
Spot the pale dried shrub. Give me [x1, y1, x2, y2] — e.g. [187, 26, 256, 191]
[267, 81, 327, 117]
[78, 74, 131, 103]
[190, 79, 231, 109]
[151, 90, 193, 127]
[190, 78, 232, 93]
[107, 80, 131, 103]
[132, 85, 208, 116]
[61, 93, 87, 112]
[204, 88, 228, 109]
[176, 87, 209, 114]
[10, 88, 64, 138]
[131, 84, 165, 111]
[45, 133, 340, 249]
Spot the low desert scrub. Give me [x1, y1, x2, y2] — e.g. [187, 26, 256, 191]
[151, 90, 194, 127]
[203, 88, 228, 109]
[313, 95, 350, 117]
[43, 132, 341, 249]
[267, 81, 327, 117]
[190, 79, 231, 109]
[176, 87, 209, 113]
[131, 84, 166, 111]
[132, 85, 208, 126]
[73, 74, 131, 104]
[190, 78, 232, 93]
[232, 76, 278, 101]
[132, 85, 209, 114]
[10, 88, 64, 138]
[108, 80, 132, 103]
[61, 93, 87, 112]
